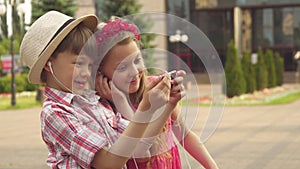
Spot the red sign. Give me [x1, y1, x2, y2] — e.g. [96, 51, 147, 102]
[1, 59, 12, 70]
[1, 55, 22, 73]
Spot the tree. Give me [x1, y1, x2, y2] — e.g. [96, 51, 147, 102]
[265, 49, 276, 88]
[0, 4, 21, 41]
[0, 2, 23, 57]
[95, 0, 156, 69]
[31, 0, 77, 22]
[96, 0, 142, 22]
[224, 40, 246, 97]
[256, 47, 268, 90]
[274, 52, 284, 86]
[241, 51, 256, 93]
[0, 35, 20, 55]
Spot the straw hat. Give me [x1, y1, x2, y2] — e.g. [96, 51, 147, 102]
[20, 10, 98, 84]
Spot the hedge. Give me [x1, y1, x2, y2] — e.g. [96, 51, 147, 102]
[0, 73, 40, 93]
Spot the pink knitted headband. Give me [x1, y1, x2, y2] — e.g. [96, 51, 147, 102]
[96, 19, 140, 48]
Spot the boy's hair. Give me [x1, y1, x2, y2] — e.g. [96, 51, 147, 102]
[41, 23, 97, 83]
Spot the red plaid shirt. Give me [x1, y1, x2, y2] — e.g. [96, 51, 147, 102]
[41, 87, 129, 169]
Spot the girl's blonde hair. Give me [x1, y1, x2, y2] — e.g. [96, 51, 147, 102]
[98, 36, 146, 105]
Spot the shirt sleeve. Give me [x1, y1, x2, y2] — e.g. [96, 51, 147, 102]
[42, 104, 107, 169]
[116, 112, 130, 133]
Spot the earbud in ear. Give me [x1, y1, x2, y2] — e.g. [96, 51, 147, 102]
[47, 61, 51, 67]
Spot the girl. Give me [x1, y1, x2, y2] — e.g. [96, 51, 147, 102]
[94, 18, 219, 169]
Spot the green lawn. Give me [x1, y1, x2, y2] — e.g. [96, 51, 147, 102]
[0, 92, 42, 110]
[266, 91, 300, 105]
[187, 85, 300, 106]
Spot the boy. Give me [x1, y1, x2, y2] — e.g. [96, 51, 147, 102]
[20, 11, 181, 169]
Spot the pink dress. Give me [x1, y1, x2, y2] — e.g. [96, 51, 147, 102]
[126, 76, 182, 169]
[126, 118, 182, 169]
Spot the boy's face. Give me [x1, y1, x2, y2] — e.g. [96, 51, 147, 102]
[98, 41, 145, 94]
[48, 50, 93, 95]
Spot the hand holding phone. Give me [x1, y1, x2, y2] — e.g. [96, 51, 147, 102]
[168, 70, 177, 80]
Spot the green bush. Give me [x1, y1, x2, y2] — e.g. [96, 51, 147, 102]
[0, 73, 39, 93]
[21, 73, 40, 91]
[241, 51, 256, 93]
[265, 49, 277, 88]
[0, 76, 10, 93]
[256, 47, 268, 90]
[0, 74, 25, 93]
[224, 40, 246, 97]
[274, 52, 284, 86]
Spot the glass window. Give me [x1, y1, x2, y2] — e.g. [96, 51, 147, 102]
[167, 0, 190, 20]
[263, 9, 274, 46]
[253, 7, 295, 47]
[253, 9, 264, 47]
[274, 8, 294, 45]
[237, 0, 298, 6]
[294, 7, 300, 49]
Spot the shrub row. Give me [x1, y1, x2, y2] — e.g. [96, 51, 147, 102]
[0, 73, 40, 93]
[224, 41, 284, 97]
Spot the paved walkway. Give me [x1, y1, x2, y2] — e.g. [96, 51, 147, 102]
[0, 84, 299, 169]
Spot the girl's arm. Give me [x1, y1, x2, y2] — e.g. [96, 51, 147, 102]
[91, 74, 173, 169]
[181, 131, 219, 169]
[130, 70, 187, 159]
[171, 107, 219, 169]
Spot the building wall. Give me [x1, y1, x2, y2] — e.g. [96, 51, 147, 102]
[139, 0, 169, 71]
[76, 0, 95, 17]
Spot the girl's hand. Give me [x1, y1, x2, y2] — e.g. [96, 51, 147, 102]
[139, 72, 171, 112]
[110, 81, 134, 119]
[169, 70, 186, 105]
[95, 73, 113, 101]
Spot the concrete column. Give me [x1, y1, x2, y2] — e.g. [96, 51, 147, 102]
[234, 6, 242, 58]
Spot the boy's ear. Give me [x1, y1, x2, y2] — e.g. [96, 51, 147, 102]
[43, 61, 51, 72]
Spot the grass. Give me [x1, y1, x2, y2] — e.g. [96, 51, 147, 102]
[0, 91, 42, 110]
[187, 84, 300, 106]
[266, 91, 300, 105]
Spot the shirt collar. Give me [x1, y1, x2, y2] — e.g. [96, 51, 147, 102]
[44, 87, 100, 106]
[44, 87, 75, 106]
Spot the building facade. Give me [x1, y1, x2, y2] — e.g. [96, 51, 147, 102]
[167, 0, 300, 72]
[91, 0, 300, 72]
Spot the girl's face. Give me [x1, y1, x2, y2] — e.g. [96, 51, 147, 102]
[48, 50, 93, 95]
[100, 40, 145, 94]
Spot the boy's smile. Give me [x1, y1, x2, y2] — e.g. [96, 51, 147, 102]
[46, 50, 93, 95]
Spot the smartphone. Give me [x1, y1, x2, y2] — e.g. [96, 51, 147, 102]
[168, 70, 177, 79]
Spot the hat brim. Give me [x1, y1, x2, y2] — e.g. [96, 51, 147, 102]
[28, 15, 98, 84]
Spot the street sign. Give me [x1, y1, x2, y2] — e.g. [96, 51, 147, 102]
[1, 54, 21, 73]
